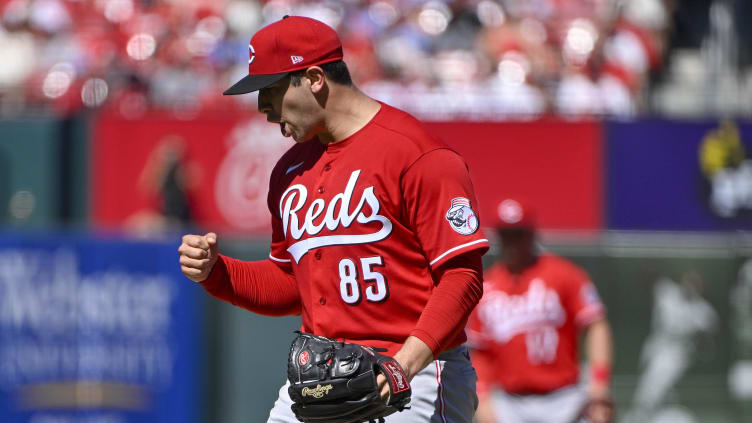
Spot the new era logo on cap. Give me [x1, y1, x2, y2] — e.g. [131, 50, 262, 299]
[224, 16, 344, 95]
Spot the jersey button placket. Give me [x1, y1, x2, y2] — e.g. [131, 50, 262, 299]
[314, 251, 324, 310]
[310, 160, 332, 330]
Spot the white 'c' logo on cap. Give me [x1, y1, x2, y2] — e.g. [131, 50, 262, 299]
[498, 199, 523, 224]
[248, 44, 255, 65]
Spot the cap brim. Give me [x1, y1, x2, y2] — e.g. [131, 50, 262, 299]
[223, 72, 288, 95]
[497, 224, 535, 232]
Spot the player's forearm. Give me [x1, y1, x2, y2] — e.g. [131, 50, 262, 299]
[585, 318, 613, 396]
[200, 255, 301, 316]
[409, 252, 484, 356]
[393, 336, 434, 380]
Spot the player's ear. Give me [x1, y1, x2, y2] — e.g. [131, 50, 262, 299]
[305, 66, 326, 94]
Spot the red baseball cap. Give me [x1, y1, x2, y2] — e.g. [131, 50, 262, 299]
[224, 16, 344, 95]
[493, 199, 536, 230]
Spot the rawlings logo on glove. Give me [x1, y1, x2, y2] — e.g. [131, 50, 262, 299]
[287, 332, 412, 423]
[302, 384, 334, 399]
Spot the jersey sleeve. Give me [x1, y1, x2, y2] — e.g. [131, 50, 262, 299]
[268, 213, 293, 270]
[409, 251, 484, 355]
[465, 282, 496, 351]
[200, 255, 301, 316]
[466, 309, 491, 351]
[561, 263, 606, 328]
[267, 170, 293, 271]
[401, 148, 489, 269]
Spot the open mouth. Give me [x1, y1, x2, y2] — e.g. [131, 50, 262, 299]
[266, 114, 291, 138]
[280, 122, 293, 138]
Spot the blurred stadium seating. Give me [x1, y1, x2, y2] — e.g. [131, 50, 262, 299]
[0, 0, 749, 119]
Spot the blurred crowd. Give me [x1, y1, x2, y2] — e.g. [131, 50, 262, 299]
[0, 0, 748, 120]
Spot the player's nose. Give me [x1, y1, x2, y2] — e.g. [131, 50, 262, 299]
[258, 106, 279, 123]
[258, 101, 272, 115]
[257, 91, 273, 116]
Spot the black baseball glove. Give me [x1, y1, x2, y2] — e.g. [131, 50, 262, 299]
[287, 332, 412, 423]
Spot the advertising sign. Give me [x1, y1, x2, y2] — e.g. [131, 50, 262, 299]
[93, 114, 604, 233]
[607, 119, 752, 230]
[427, 120, 603, 230]
[0, 234, 202, 423]
[92, 111, 294, 234]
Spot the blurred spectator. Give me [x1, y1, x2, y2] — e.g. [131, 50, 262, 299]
[0, 0, 748, 119]
[125, 136, 198, 235]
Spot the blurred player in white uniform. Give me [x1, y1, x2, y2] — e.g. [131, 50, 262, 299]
[629, 270, 718, 421]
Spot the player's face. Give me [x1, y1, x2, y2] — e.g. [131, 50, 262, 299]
[499, 229, 535, 270]
[257, 75, 323, 143]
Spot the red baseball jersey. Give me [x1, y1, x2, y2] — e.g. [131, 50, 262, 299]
[267, 102, 489, 355]
[467, 254, 605, 394]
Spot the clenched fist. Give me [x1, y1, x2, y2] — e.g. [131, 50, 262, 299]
[178, 232, 219, 282]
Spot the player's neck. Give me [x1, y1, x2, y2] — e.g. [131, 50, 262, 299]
[505, 255, 537, 274]
[318, 86, 381, 145]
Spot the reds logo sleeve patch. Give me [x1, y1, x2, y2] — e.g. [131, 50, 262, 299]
[445, 197, 479, 235]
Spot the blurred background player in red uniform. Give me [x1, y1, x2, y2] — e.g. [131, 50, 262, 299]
[468, 199, 614, 423]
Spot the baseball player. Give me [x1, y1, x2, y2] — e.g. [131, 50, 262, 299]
[467, 199, 614, 423]
[177, 16, 489, 422]
[628, 271, 718, 422]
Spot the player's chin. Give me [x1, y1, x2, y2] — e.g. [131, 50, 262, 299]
[292, 130, 316, 143]
[292, 135, 314, 143]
